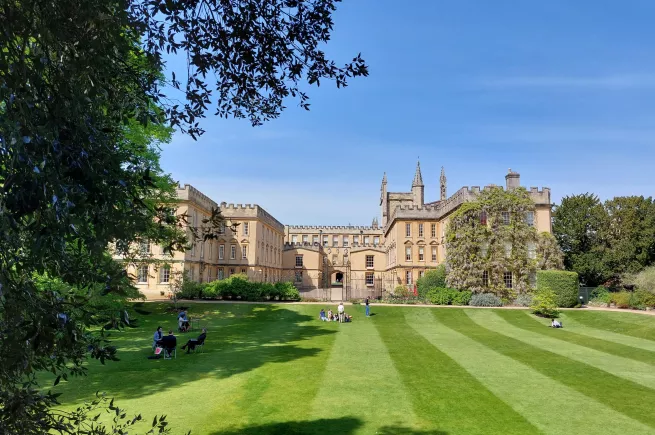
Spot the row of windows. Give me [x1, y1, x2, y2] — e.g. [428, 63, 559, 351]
[404, 246, 438, 262]
[479, 211, 534, 227]
[294, 254, 376, 269]
[290, 234, 381, 247]
[293, 271, 376, 286]
[138, 264, 261, 284]
[405, 223, 442, 238]
[479, 242, 537, 259]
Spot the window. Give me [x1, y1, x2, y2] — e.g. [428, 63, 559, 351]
[419, 270, 425, 278]
[406, 271, 412, 285]
[353, 235, 359, 246]
[200, 241, 204, 258]
[366, 255, 374, 268]
[333, 236, 338, 247]
[230, 244, 236, 260]
[243, 222, 249, 235]
[189, 266, 195, 281]
[525, 211, 535, 227]
[431, 223, 436, 238]
[295, 271, 303, 282]
[302, 235, 308, 244]
[138, 265, 148, 283]
[405, 223, 411, 237]
[419, 246, 424, 261]
[191, 241, 195, 257]
[343, 236, 349, 247]
[323, 236, 328, 247]
[480, 242, 488, 258]
[219, 244, 224, 260]
[502, 211, 510, 225]
[229, 268, 235, 276]
[504, 242, 512, 258]
[332, 254, 338, 264]
[527, 242, 536, 259]
[482, 270, 489, 287]
[480, 211, 488, 225]
[159, 266, 170, 283]
[374, 236, 380, 246]
[313, 235, 318, 245]
[366, 272, 374, 286]
[431, 247, 437, 262]
[208, 268, 214, 281]
[405, 247, 412, 261]
[139, 240, 150, 255]
[209, 242, 213, 259]
[418, 223, 424, 237]
[292, 235, 298, 244]
[218, 268, 224, 280]
[295, 255, 303, 267]
[242, 245, 248, 259]
[241, 268, 247, 275]
[504, 271, 513, 289]
[364, 236, 370, 245]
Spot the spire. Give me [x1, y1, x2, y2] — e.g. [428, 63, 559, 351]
[440, 166, 447, 201]
[412, 161, 423, 187]
[382, 172, 387, 185]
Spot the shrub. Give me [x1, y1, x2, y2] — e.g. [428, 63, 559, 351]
[634, 266, 655, 294]
[611, 291, 632, 309]
[185, 277, 300, 302]
[452, 290, 472, 306]
[530, 289, 560, 318]
[469, 293, 503, 307]
[178, 279, 205, 299]
[426, 287, 454, 305]
[416, 265, 446, 298]
[590, 286, 611, 304]
[514, 293, 533, 307]
[394, 285, 410, 298]
[634, 289, 655, 308]
[536, 270, 579, 308]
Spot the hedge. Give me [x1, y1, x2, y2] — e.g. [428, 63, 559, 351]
[536, 270, 579, 308]
[416, 265, 446, 298]
[179, 275, 300, 301]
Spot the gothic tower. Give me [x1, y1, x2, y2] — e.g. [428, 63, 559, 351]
[412, 161, 424, 206]
[440, 166, 447, 201]
[380, 172, 388, 226]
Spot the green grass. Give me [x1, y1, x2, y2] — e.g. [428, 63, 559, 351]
[47, 303, 655, 435]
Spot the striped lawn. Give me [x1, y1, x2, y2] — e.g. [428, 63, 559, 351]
[48, 303, 655, 434]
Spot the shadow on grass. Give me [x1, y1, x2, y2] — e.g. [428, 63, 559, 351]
[208, 418, 448, 435]
[51, 303, 336, 401]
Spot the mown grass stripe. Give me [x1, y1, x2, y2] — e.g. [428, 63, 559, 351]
[437, 309, 655, 428]
[558, 313, 655, 352]
[310, 308, 420, 433]
[565, 311, 655, 341]
[468, 310, 655, 389]
[403, 309, 653, 435]
[375, 308, 540, 435]
[496, 310, 655, 366]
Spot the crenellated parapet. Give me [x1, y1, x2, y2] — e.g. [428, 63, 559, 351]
[220, 202, 285, 232]
[176, 184, 218, 213]
[285, 224, 384, 235]
[283, 242, 325, 252]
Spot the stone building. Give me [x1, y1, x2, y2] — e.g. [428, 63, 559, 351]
[121, 164, 552, 299]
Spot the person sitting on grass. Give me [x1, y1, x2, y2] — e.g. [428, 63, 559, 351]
[178, 312, 190, 332]
[319, 309, 327, 321]
[551, 319, 562, 328]
[157, 330, 177, 357]
[344, 313, 352, 323]
[327, 309, 334, 321]
[181, 328, 207, 353]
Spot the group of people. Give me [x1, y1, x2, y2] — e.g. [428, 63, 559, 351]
[319, 297, 372, 323]
[151, 308, 206, 358]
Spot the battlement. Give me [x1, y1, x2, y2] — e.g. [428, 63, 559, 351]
[286, 225, 378, 231]
[219, 202, 285, 232]
[283, 242, 324, 252]
[176, 184, 218, 212]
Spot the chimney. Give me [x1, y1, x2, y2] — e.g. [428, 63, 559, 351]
[505, 168, 520, 190]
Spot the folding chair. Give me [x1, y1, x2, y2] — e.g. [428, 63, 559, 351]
[192, 340, 205, 354]
[163, 347, 176, 359]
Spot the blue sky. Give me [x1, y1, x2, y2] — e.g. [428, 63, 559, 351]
[159, 0, 655, 225]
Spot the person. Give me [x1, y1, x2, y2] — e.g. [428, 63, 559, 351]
[178, 312, 190, 332]
[365, 296, 370, 317]
[181, 328, 207, 353]
[319, 309, 327, 321]
[337, 302, 345, 323]
[152, 326, 163, 350]
[157, 330, 177, 357]
[177, 309, 187, 320]
[551, 319, 562, 328]
[327, 309, 334, 321]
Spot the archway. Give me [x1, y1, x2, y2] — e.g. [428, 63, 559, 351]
[335, 272, 343, 283]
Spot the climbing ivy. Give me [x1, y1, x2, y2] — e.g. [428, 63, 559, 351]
[445, 187, 563, 298]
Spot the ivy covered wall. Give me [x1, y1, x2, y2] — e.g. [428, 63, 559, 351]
[445, 187, 563, 297]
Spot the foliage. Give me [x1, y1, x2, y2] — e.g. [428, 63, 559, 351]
[530, 289, 560, 318]
[416, 265, 446, 298]
[514, 293, 533, 307]
[633, 290, 655, 308]
[446, 187, 562, 298]
[394, 285, 410, 298]
[452, 290, 473, 306]
[590, 286, 611, 305]
[469, 293, 503, 307]
[553, 194, 655, 286]
[178, 278, 205, 300]
[611, 291, 632, 309]
[199, 277, 300, 302]
[536, 270, 579, 308]
[536, 232, 564, 270]
[0, 0, 365, 432]
[633, 266, 655, 294]
[426, 287, 455, 305]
